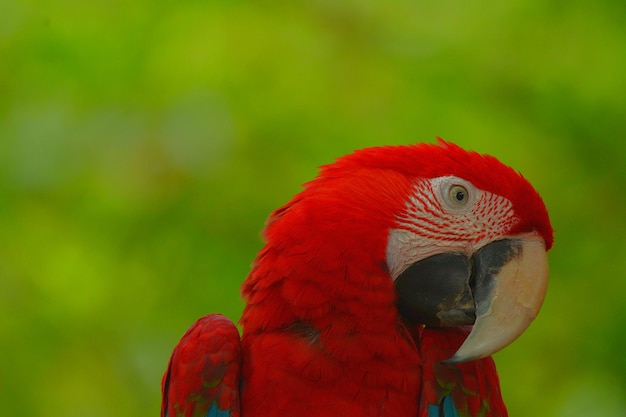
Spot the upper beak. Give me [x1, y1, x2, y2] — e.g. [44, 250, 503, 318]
[394, 236, 549, 363]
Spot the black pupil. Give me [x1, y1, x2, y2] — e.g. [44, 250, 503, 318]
[455, 189, 465, 201]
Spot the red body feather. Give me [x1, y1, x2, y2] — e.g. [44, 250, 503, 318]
[240, 166, 421, 416]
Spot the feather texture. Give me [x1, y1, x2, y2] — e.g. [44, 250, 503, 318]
[418, 326, 507, 417]
[161, 315, 241, 417]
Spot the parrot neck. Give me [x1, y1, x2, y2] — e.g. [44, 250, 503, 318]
[241, 245, 413, 343]
[240, 246, 421, 416]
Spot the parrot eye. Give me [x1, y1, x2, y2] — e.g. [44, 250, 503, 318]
[448, 185, 469, 206]
[430, 176, 476, 210]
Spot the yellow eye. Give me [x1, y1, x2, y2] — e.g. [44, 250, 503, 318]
[448, 185, 469, 206]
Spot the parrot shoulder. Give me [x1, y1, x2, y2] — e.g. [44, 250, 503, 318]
[161, 314, 241, 417]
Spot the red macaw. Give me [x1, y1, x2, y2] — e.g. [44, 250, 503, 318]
[161, 140, 553, 417]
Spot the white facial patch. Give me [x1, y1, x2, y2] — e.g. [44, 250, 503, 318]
[386, 176, 517, 280]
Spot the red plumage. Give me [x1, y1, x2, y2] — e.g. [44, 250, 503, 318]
[161, 315, 241, 417]
[240, 160, 421, 416]
[162, 140, 553, 417]
[416, 327, 507, 417]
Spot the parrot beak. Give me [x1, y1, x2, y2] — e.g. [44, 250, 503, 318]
[445, 237, 548, 363]
[394, 235, 549, 363]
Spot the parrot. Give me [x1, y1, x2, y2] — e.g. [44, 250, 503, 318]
[161, 139, 553, 417]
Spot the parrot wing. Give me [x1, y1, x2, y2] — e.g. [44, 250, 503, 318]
[161, 314, 241, 417]
[418, 326, 508, 417]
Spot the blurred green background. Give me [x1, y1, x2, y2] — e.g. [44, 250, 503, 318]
[1, 1, 625, 416]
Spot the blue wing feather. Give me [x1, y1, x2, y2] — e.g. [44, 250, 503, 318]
[428, 395, 460, 417]
[206, 404, 231, 417]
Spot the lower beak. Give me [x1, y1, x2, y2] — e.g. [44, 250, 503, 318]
[394, 236, 549, 363]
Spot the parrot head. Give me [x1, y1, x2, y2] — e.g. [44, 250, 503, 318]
[244, 139, 553, 363]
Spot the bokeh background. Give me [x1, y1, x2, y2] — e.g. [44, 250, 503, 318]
[2, 1, 625, 416]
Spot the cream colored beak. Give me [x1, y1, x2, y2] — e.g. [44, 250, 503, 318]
[445, 237, 549, 363]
